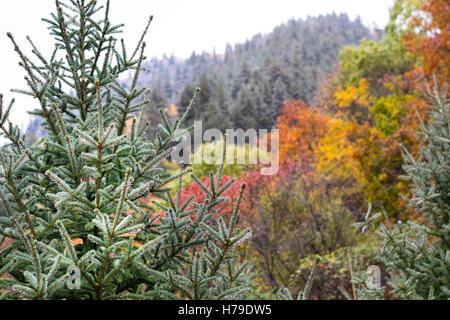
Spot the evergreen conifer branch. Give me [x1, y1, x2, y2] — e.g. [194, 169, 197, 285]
[0, 0, 254, 300]
[355, 80, 449, 300]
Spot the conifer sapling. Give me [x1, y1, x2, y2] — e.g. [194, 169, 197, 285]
[355, 81, 449, 300]
[0, 0, 253, 300]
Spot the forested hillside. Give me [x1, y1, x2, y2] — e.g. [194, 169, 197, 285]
[25, 13, 376, 137]
[129, 13, 377, 131]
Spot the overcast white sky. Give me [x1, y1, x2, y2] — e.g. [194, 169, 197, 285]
[0, 0, 393, 130]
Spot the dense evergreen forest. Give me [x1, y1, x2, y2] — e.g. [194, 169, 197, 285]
[123, 13, 377, 131]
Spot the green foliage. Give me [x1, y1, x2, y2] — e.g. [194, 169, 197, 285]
[337, 0, 423, 93]
[370, 91, 415, 136]
[0, 0, 253, 300]
[338, 37, 415, 92]
[189, 139, 270, 180]
[356, 82, 450, 300]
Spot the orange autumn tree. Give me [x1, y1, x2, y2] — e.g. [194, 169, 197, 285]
[278, 99, 331, 162]
[405, 0, 450, 82]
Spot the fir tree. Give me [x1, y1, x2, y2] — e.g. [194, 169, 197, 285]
[0, 0, 253, 300]
[355, 81, 450, 300]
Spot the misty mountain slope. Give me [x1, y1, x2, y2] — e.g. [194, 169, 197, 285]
[132, 13, 376, 130]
